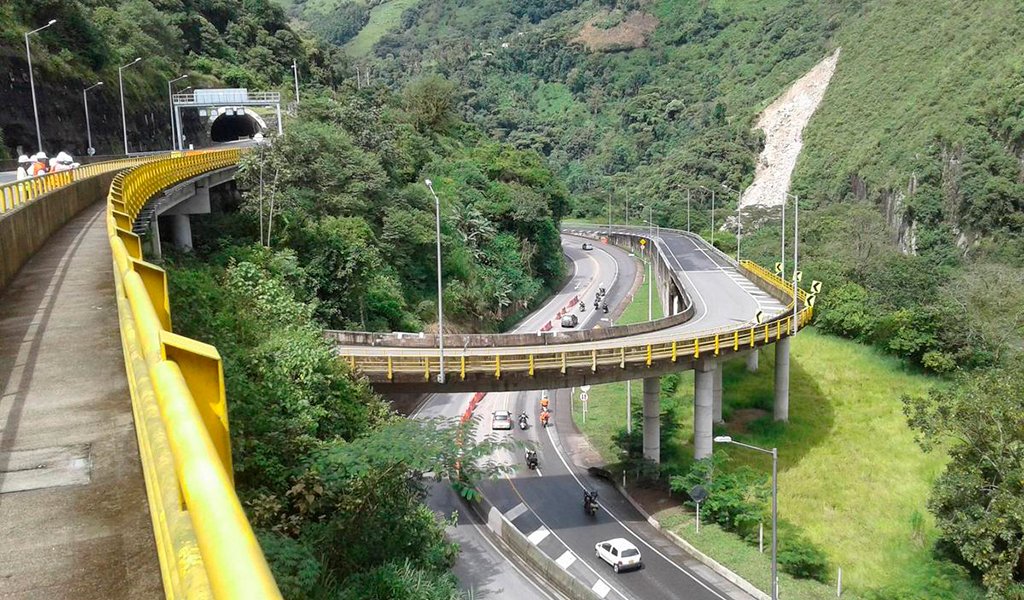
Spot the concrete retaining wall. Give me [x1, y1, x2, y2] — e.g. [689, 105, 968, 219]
[0, 172, 118, 291]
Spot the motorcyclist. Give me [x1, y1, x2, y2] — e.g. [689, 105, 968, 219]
[602, 303, 608, 313]
[584, 490, 599, 513]
[540, 395, 549, 411]
[525, 449, 538, 469]
[579, 302, 586, 312]
[518, 411, 529, 428]
[540, 410, 550, 428]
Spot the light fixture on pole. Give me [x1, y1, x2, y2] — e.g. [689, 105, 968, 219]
[424, 179, 446, 384]
[698, 185, 716, 247]
[82, 81, 103, 156]
[715, 436, 778, 600]
[25, 19, 58, 152]
[167, 74, 188, 151]
[119, 57, 143, 155]
[721, 183, 743, 262]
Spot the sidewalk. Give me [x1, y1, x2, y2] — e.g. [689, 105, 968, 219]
[0, 202, 162, 598]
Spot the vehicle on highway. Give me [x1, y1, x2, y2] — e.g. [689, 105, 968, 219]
[491, 409, 513, 430]
[561, 314, 579, 328]
[582, 242, 593, 250]
[584, 490, 600, 516]
[518, 411, 529, 430]
[595, 538, 642, 573]
[525, 449, 538, 470]
[540, 410, 550, 428]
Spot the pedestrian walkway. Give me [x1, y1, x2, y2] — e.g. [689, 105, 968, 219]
[0, 202, 162, 599]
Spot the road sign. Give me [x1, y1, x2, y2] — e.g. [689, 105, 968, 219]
[755, 310, 765, 324]
[87, 147, 95, 156]
[689, 485, 708, 503]
[810, 280, 822, 294]
[793, 270, 803, 282]
[581, 385, 591, 392]
[639, 238, 646, 246]
[774, 262, 782, 275]
[806, 294, 817, 307]
[579, 392, 589, 403]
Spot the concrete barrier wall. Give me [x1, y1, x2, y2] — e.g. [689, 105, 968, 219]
[466, 493, 600, 600]
[0, 172, 118, 291]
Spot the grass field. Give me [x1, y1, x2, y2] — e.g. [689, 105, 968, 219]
[343, 0, 419, 56]
[571, 261, 982, 598]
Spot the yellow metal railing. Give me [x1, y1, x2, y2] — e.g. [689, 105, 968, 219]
[0, 156, 170, 214]
[105, 150, 281, 599]
[342, 269, 814, 382]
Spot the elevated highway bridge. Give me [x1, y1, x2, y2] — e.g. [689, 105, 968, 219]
[0, 149, 812, 598]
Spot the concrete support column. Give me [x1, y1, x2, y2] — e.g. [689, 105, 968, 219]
[642, 377, 661, 463]
[171, 214, 193, 250]
[149, 216, 162, 261]
[746, 349, 759, 372]
[774, 336, 791, 422]
[694, 362, 715, 460]
[713, 362, 723, 423]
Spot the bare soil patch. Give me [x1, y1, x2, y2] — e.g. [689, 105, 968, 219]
[726, 408, 769, 435]
[572, 11, 658, 53]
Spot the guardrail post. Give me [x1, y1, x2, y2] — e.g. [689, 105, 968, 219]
[461, 355, 467, 380]
[132, 259, 172, 330]
[116, 228, 144, 260]
[160, 330, 233, 482]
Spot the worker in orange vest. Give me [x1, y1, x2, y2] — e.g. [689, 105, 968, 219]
[31, 152, 49, 176]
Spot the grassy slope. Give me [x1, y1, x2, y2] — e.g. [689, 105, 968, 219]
[344, 0, 419, 57]
[572, 268, 981, 596]
[796, 0, 1024, 199]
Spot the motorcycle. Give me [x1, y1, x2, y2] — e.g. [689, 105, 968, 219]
[584, 490, 600, 516]
[525, 450, 539, 470]
[540, 410, 550, 428]
[518, 413, 529, 430]
[602, 303, 608, 314]
[579, 302, 586, 313]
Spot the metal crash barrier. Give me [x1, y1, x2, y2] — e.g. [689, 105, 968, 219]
[106, 150, 282, 599]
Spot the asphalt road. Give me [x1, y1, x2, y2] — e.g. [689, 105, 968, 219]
[0, 171, 16, 184]
[419, 234, 763, 599]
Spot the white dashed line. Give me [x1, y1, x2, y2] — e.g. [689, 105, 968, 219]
[556, 550, 577, 570]
[527, 527, 551, 545]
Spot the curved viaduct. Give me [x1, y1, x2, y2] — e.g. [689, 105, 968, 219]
[0, 149, 812, 598]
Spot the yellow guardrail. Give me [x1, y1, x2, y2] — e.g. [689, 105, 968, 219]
[105, 150, 281, 599]
[0, 156, 171, 214]
[341, 268, 814, 382]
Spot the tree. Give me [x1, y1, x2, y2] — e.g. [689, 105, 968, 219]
[402, 75, 458, 133]
[904, 362, 1024, 597]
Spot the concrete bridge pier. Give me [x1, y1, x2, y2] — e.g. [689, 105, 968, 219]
[171, 214, 193, 250]
[774, 336, 790, 421]
[643, 376, 661, 463]
[693, 361, 715, 460]
[713, 362, 723, 423]
[746, 349, 759, 372]
[149, 219, 162, 260]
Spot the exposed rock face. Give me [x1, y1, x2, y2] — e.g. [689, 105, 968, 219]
[741, 49, 841, 210]
[0, 53, 209, 158]
[571, 11, 658, 53]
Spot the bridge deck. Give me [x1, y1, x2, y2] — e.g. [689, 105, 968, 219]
[0, 203, 162, 598]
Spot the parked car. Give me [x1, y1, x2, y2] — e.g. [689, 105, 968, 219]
[491, 409, 513, 430]
[582, 242, 594, 251]
[595, 538, 642, 573]
[561, 314, 579, 328]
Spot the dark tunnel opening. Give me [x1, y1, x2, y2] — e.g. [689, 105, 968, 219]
[210, 112, 262, 142]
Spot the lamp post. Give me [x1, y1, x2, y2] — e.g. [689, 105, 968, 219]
[715, 436, 778, 600]
[721, 183, 743, 262]
[424, 179, 446, 384]
[25, 19, 57, 152]
[292, 60, 300, 104]
[641, 204, 654, 321]
[167, 74, 188, 151]
[687, 188, 691, 233]
[119, 57, 142, 155]
[699, 185, 716, 247]
[785, 192, 799, 335]
[83, 81, 103, 156]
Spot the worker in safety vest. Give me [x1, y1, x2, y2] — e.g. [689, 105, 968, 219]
[16, 155, 32, 180]
[31, 152, 49, 176]
[51, 151, 77, 172]
[540, 395, 550, 411]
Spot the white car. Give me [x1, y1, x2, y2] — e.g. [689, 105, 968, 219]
[595, 538, 642, 573]
[491, 409, 513, 430]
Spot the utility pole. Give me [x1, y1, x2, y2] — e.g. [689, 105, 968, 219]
[167, 75, 187, 151]
[793, 193, 799, 335]
[25, 19, 57, 152]
[292, 60, 300, 104]
[780, 197, 786, 281]
[687, 188, 691, 233]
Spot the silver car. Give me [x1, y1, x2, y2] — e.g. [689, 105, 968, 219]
[491, 409, 513, 430]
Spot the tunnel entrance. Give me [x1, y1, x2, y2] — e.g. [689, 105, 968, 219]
[210, 111, 263, 142]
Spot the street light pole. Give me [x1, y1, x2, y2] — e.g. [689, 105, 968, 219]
[119, 57, 142, 155]
[721, 183, 743, 262]
[25, 19, 57, 152]
[687, 188, 691, 233]
[780, 196, 786, 282]
[792, 193, 799, 335]
[715, 436, 778, 600]
[83, 81, 103, 155]
[167, 74, 188, 151]
[643, 204, 653, 321]
[425, 179, 446, 384]
[698, 185, 716, 246]
[292, 60, 300, 104]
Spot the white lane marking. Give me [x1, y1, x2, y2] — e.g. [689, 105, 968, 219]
[544, 421, 730, 600]
[528, 527, 551, 545]
[505, 502, 529, 522]
[592, 580, 612, 598]
[556, 550, 577, 570]
[470, 514, 565, 600]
